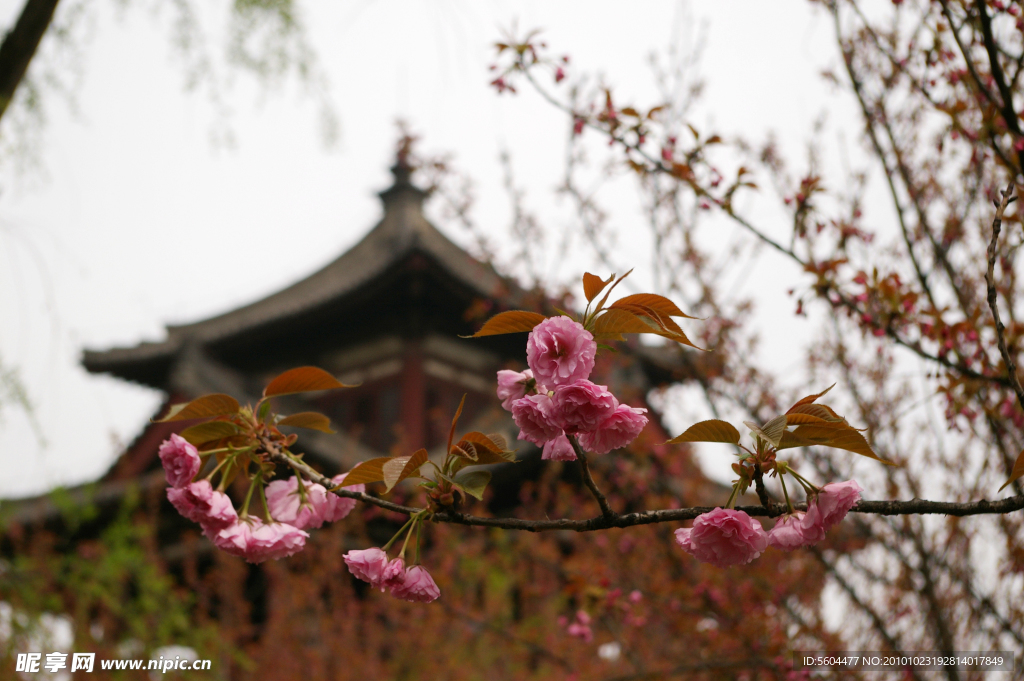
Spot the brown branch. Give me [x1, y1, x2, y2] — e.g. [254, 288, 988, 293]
[0, 0, 61, 123]
[568, 434, 615, 518]
[985, 183, 1024, 412]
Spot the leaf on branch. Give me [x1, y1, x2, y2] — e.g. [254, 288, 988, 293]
[582, 272, 614, 302]
[787, 384, 836, 411]
[786, 403, 849, 425]
[784, 412, 830, 426]
[447, 394, 467, 453]
[777, 423, 895, 465]
[382, 448, 430, 492]
[278, 412, 335, 433]
[998, 448, 1024, 492]
[156, 394, 241, 422]
[263, 367, 354, 398]
[591, 308, 703, 349]
[744, 415, 787, 448]
[593, 268, 633, 313]
[665, 419, 740, 445]
[611, 293, 698, 320]
[179, 420, 240, 446]
[341, 457, 392, 486]
[465, 310, 547, 337]
[455, 431, 517, 464]
[454, 470, 492, 500]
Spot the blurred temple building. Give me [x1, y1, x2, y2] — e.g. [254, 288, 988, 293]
[3, 150, 698, 551]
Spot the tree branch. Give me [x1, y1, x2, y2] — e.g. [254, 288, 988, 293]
[985, 183, 1024, 412]
[568, 434, 615, 518]
[0, 0, 61, 123]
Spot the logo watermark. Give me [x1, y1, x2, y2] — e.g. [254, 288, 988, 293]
[16, 652, 212, 674]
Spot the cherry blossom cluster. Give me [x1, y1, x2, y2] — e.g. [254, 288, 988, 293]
[159, 433, 364, 564]
[675, 481, 863, 568]
[344, 547, 440, 603]
[497, 316, 649, 461]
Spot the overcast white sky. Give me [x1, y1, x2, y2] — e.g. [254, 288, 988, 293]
[0, 0, 864, 499]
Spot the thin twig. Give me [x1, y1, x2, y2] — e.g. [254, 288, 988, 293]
[568, 434, 615, 518]
[985, 183, 1024, 412]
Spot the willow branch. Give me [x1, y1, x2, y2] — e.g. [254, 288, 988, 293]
[985, 183, 1024, 412]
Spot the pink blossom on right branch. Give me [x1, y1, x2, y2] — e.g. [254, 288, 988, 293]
[577, 404, 648, 454]
[343, 547, 390, 589]
[158, 434, 201, 488]
[526, 316, 596, 387]
[802, 480, 862, 540]
[390, 565, 441, 603]
[767, 512, 818, 551]
[675, 508, 768, 567]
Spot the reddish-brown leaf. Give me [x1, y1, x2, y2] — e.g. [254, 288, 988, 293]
[383, 448, 430, 492]
[278, 412, 335, 434]
[467, 310, 547, 337]
[778, 423, 895, 465]
[179, 420, 240, 446]
[665, 419, 740, 445]
[341, 457, 392, 486]
[998, 448, 1024, 492]
[263, 367, 353, 398]
[447, 394, 467, 453]
[583, 272, 614, 302]
[611, 293, 697, 319]
[156, 394, 240, 422]
[787, 384, 836, 412]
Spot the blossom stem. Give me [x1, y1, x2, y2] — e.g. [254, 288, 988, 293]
[203, 454, 232, 483]
[383, 515, 417, 553]
[568, 434, 615, 518]
[780, 474, 794, 513]
[239, 472, 261, 518]
[724, 481, 741, 510]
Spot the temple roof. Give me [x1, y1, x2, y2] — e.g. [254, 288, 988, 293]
[83, 159, 520, 388]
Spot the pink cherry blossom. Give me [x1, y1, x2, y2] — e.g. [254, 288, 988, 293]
[381, 557, 406, 589]
[803, 480, 862, 537]
[210, 519, 308, 563]
[344, 547, 390, 588]
[674, 508, 768, 567]
[167, 480, 237, 532]
[542, 433, 577, 461]
[767, 512, 818, 551]
[265, 477, 328, 530]
[552, 380, 618, 434]
[577, 404, 648, 454]
[526, 316, 596, 388]
[511, 393, 563, 445]
[158, 434, 201, 488]
[321, 472, 365, 523]
[497, 369, 535, 411]
[390, 565, 441, 603]
[566, 610, 593, 642]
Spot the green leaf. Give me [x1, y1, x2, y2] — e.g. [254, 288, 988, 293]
[998, 448, 1024, 492]
[263, 366, 354, 397]
[454, 470, 491, 500]
[257, 400, 272, 423]
[278, 412, 335, 433]
[465, 310, 547, 338]
[583, 272, 614, 302]
[156, 394, 240, 422]
[179, 421, 240, 446]
[665, 419, 740, 445]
